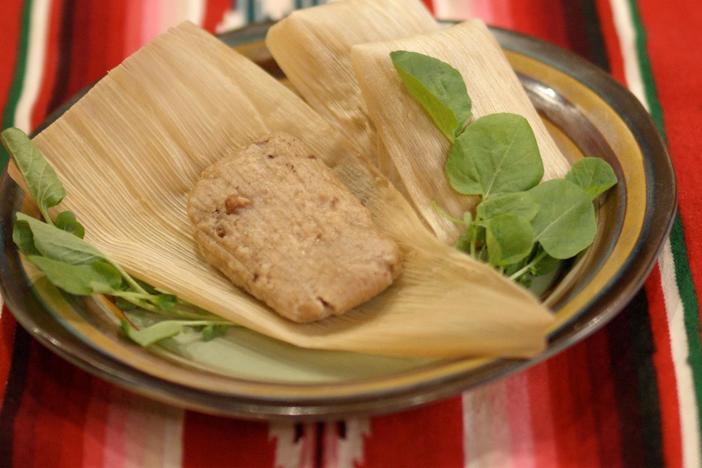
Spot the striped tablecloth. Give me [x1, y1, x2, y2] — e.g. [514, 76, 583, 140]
[0, 0, 699, 466]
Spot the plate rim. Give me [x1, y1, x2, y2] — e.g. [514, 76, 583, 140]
[0, 22, 676, 419]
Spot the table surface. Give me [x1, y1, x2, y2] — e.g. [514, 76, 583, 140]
[0, 0, 700, 466]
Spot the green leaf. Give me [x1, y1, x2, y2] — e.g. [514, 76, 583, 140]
[565, 157, 618, 200]
[1, 128, 65, 220]
[449, 113, 544, 197]
[477, 192, 539, 221]
[455, 231, 471, 253]
[12, 218, 39, 256]
[55, 211, 85, 238]
[516, 273, 533, 288]
[463, 212, 473, 226]
[390, 50, 472, 141]
[484, 213, 535, 266]
[201, 324, 230, 341]
[121, 320, 184, 347]
[531, 252, 561, 276]
[16, 212, 105, 265]
[445, 137, 481, 195]
[115, 297, 138, 311]
[27, 256, 122, 295]
[153, 294, 177, 312]
[529, 179, 597, 259]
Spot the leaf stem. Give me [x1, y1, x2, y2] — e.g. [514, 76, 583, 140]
[112, 291, 159, 312]
[469, 228, 477, 258]
[112, 290, 215, 320]
[431, 201, 465, 225]
[111, 263, 148, 294]
[39, 206, 54, 226]
[509, 250, 547, 281]
[152, 319, 231, 327]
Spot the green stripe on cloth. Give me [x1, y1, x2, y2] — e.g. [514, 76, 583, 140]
[627, 0, 702, 455]
[670, 215, 702, 448]
[0, 0, 33, 168]
[628, 0, 665, 135]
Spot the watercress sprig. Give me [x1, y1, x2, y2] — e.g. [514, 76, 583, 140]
[391, 51, 618, 286]
[2, 128, 233, 346]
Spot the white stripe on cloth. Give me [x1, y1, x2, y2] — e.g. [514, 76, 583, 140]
[1, 0, 51, 312]
[609, 1, 701, 467]
[322, 419, 369, 468]
[659, 240, 700, 468]
[13, 0, 51, 132]
[462, 381, 513, 468]
[102, 392, 184, 468]
[269, 422, 316, 468]
[185, 0, 207, 26]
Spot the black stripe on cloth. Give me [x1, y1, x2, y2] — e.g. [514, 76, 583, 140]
[0, 327, 32, 467]
[314, 421, 325, 468]
[576, 0, 611, 71]
[561, 1, 663, 465]
[46, 0, 75, 114]
[561, 0, 611, 72]
[607, 289, 664, 467]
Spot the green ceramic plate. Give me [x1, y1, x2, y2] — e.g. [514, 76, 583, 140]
[0, 23, 675, 419]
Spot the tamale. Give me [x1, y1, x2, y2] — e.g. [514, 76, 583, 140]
[351, 20, 572, 242]
[188, 133, 402, 323]
[23, 22, 553, 358]
[266, 0, 439, 162]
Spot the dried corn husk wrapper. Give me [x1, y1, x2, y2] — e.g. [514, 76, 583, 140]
[352, 20, 572, 242]
[23, 23, 553, 358]
[266, 0, 439, 164]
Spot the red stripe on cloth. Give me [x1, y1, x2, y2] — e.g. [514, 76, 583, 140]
[0, 310, 17, 410]
[637, 0, 702, 316]
[582, 328, 624, 467]
[203, 0, 231, 32]
[12, 342, 91, 467]
[498, 0, 571, 49]
[525, 362, 558, 466]
[0, 0, 24, 118]
[546, 338, 607, 466]
[358, 397, 464, 467]
[182, 412, 275, 467]
[79, 379, 112, 468]
[29, 0, 63, 129]
[65, 0, 129, 100]
[421, 0, 435, 15]
[594, 0, 626, 84]
[644, 266, 684, 468]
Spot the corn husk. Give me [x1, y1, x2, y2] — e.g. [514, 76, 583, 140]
[266, 0, 439, 163]
[351, 20, 573, 242]
[26, 22, 553, 358]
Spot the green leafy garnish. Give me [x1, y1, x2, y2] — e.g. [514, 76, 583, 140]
[27, 256, 122, 295]
[202, 323, 231, 341]
[3, 128, 234, 349]
[447, 113, 543, 197]
[55, 210, 85, 238]
[484, 214, 535, 267]
[393, 52, 618, 285]
[121, 320, 187, 347]
[15, 212, 104, 264]
[528, 180, 597, 259]
[12, 219, 39, 256]
[476, 192, 538, 222]
[120, 320, 231, 347]
[445, 135, 481, 194]
[1, 128, 65, 223]
[529, 250, 561, 276]
[390, 51, 472, 141]
[566, 157, 618, 200]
